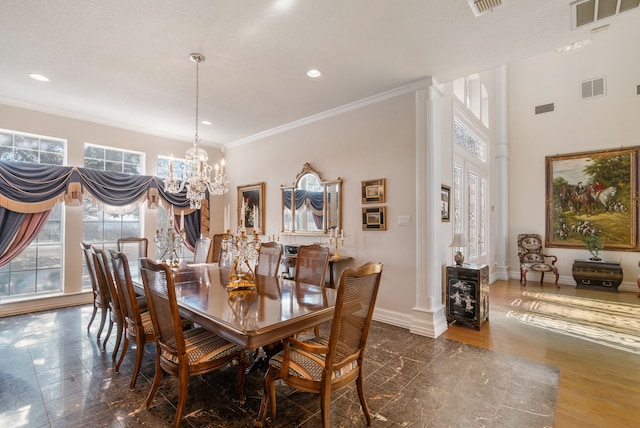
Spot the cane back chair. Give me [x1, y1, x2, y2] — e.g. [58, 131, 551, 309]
[109, 250, 155, 389]
[256, 262, 383, 427]
[92, 247, 125, 361]
[139, 258, 246, 428]
[255, 241, 283, 278]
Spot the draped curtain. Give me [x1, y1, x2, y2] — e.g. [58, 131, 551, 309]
[282, 189, 324, 229]
[0, 160, 202, 265]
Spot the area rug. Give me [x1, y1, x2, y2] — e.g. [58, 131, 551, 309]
[506, 291, 640, 354]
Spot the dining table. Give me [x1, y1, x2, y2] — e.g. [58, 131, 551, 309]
[133, 262, 338, 350]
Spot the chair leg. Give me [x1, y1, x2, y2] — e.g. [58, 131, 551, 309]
[356, 372, 372, 426]
[554, 272, 560, 288]
[145, 344, 162, 409]
[96, 307, 107, 341]
[521, 269, 528, 285]
[255, 366, 275, 426]
[103, 318, 114, 350]
[87, 304, 98, 333]
[173, 366, 190, 428]
[112, 320, 123, 362]
[320, 384, 332, 428]
[128, 334, 145, 390]
[540, 272, 545, 284]
[236, 353, 246, 401]
[115, 336, 129, 373]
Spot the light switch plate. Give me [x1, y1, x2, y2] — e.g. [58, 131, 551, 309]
[398, 215, 411, 226]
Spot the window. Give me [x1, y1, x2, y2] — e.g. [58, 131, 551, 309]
[0, 129, 65, 298]
[82, 144, 144, 288]
[453, 75, 489, 128]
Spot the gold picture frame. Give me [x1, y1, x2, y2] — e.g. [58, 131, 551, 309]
[362, 206, 387, 231]
[545, 147, 638, 250]
[237, 182, 265, 235]
[361, 178, 386, 204]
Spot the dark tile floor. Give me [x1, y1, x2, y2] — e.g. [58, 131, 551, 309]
[0, 305, 558, 427]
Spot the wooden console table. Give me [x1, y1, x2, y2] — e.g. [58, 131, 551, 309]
[572, 259, 622, 292]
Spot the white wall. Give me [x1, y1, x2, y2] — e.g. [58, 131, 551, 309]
[508, 24, 640, 291]
[220, 93, 419, 317]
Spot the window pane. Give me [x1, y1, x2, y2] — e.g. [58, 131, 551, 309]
[37, 268, 61, 293]
[105, 161, 123, 172]
[38, 245, 62, 269]
[105, 149, 123, 162]
[124, 152, 142, 164]
[84, 145, 104, 159]
[40, 152, 64, 165]
[14, 149, 39, 163]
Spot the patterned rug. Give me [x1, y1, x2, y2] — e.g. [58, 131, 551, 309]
[507, 291, 640, 354]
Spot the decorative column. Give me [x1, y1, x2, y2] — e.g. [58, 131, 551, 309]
[495, 65, 509, 279]
[411, 79, 448, 338]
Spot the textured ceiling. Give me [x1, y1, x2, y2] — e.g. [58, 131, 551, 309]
[0, 1, 637, 147]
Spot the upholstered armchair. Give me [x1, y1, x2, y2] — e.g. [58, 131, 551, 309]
[517, 233, 559, 287]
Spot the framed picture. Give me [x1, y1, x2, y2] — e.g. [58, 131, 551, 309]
[546, 147, 638, 250]
[362, 206, 387, 230]
[361, 178, 386, 204]
[441, 185, 451, 222]
[237, 182, 265, 235]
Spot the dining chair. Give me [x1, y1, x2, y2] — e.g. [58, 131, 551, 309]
[109, 250, 155, 389]
[81, 243, 108, 340]
[117, 236, 148, 263]
[256, 262, 384, 427]
[295, 244, 330, 336]
[255, 241, 282, 278]
[138, 258, 246, 428]
[294, 244, 330, 287]
[207, 233, 225, 263]
[92, 247, 124, 361]
[193, 236, 211, 263]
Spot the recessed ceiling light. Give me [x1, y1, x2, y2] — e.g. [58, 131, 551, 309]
[29, 73, 50, 82]
[201, 120, 213, 126]
[307, 69, 322, 78]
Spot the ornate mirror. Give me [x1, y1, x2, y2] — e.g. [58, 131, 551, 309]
[281, 163, 342, 235]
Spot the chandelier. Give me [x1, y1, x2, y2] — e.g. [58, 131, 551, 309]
[164, 53, 228, 209]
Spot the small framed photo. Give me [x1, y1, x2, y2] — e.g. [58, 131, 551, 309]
[441, 185, 450, 222]
[362, 206, 387, 230]
[361, 178, 386, 204]
[237, 182, 265, 235]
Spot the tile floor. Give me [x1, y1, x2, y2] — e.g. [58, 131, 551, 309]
[0, 305, 558, 427]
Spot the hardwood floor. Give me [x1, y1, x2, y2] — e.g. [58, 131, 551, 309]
[442, 279, 640, 428]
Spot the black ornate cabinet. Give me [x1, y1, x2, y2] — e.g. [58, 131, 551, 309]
[572, 259, 622, 292]
[445, 264, 489, 330]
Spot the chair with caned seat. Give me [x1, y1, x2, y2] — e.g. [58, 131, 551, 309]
[295, 244, 330, 287]
[117, 237, 148, 268]
[517, 233, 560, 287]
[109, 250, 155, 389]
[255, 262, 384, 427]
[92, 247, 124, 361]
[193, 237, 211, 263]
[139, 258, 246, 428]
[255, 241, 282, 278]
[207, 233, 225, 263]
[295, 244, 330, 336]
[82, 243, 108, 340]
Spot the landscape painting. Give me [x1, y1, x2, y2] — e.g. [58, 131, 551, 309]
[545, 147, 638, 251]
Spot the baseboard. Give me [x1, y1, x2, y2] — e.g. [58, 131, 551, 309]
[0, 292, 92, 317]
[372, 307, 412, 329]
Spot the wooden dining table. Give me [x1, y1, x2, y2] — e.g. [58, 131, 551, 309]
[133, 262, 338, 350]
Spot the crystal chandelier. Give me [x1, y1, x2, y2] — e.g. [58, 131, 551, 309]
[164, 53, 228, 209]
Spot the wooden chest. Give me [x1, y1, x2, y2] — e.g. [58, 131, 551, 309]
[572, 259, 622, 292]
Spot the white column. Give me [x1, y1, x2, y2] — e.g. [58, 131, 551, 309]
[495, 65, 509, 279]
[411, 80, 448, 338]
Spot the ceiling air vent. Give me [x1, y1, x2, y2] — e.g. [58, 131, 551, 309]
[467, 0, 508, 17]
[581, 77, 606, 99]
